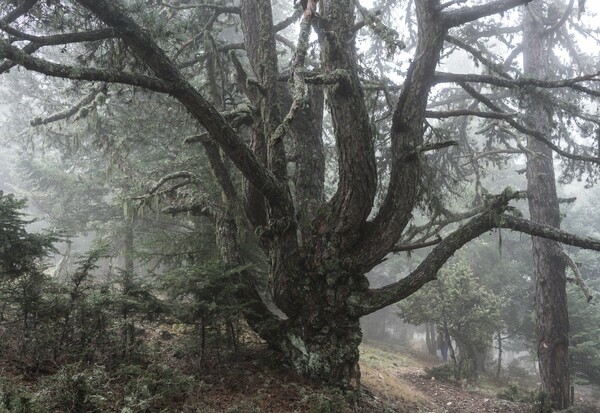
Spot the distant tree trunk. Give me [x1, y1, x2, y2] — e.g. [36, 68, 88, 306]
[523, 3, 570, 409]
[425, 321, 437, 356]
[122, 218, 135, 358]
[496, 330, 502, 377]
[124, 218, 134, 275]
[475, 347, 488, 374]
[456, 341, 478, 380]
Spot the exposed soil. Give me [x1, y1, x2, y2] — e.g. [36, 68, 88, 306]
[358, 340, 600, 413]
[395, 366, 528, 413]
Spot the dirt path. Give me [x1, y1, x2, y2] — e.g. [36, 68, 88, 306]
[396, 367, 528, 413]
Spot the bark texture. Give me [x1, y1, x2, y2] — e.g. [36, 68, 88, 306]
[523, 2, 570, 408]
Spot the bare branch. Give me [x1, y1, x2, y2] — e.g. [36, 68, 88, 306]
[0, 40, 175, 93]
[418, 140, 459, 152]
[361, 190, 600, 315]
[202, 139, 241, 208]
[30, 84, 105, 126]
[305, 69, 351, 85]
[159, 0, 239, 13]
[444, 34, 511, 79]
[401, 190, 526, 244]
[464, 147, 524, 164]
[504, 43, 523, 68]
[162, 202, 215, 219]
[561, 249, 593, 302]
[361, 188, 525, 314]
[500, 215, 600, 251]
[275, 33, 296, 51]
[435, 71, 600, 96]
[174, 11, 220, 58]
[543, 0, 575, 36]
[439, 0, 468, 10]
[173, 3, 242, 59]
[229, 51, 262, 102]
[0, 21, 117, 45]
[274, 9, 303, 32]
[0, 0, 38, 25]
[391, 236, 442, 252]
[443, 0, 533, 28]
[148, 171, 197, 195]
[0, 27, 116, 74]
[425, 109, 516, 119]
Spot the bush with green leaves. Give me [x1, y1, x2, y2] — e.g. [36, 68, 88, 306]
[568, 279, 600, 385]
[1, 232, 163, 372]
[0, 375, 42, 413]
[424, 364, 455, 382]
[0, 192, 59, 367]
[398, 259, 502, 380]
[157, 259, 254, 361]
[0, 191, 57, 281]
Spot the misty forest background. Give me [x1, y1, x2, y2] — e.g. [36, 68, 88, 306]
[2, 0, 600, 412]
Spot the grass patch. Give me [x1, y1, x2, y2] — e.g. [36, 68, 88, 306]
[359, 342, 419, 370]
[360, 343, 427, 410]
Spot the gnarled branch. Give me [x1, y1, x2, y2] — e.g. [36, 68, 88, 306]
[0, 40, 175, 93]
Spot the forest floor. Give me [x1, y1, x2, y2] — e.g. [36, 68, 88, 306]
[360, 340, 600, 413]
[2, 333, 600, 412]
[175, 338, 600, 412]
[360, 341, 527, 413]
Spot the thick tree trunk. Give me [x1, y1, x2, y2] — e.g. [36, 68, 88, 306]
[280, 312, 363, 389]
[523, 3, 570, 409]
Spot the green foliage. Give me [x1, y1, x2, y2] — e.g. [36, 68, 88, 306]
[0, 191, 57, 280]
[0, 238, 165, 370]
[302, 388, 355, 413]
[0, 376, 42, 413]
[496, 382, 526, 402]
[568, 280, 600, 385]
[464, 236, 535, 343]
[39, 364, 111, 413]
[496, 385, 576, 413]
[398, 260, 502, 379]
[424, 364, 455, 382]
[156, 258, 250, 360]
[528, 390, 554, 413]
[506, 359, 533, 381]
[224, 401, 263, 413]
[160, 259, 246, 321]
[6, 361, 196, 413]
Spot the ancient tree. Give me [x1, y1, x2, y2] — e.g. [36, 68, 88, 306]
[2, 0, 600, 389]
